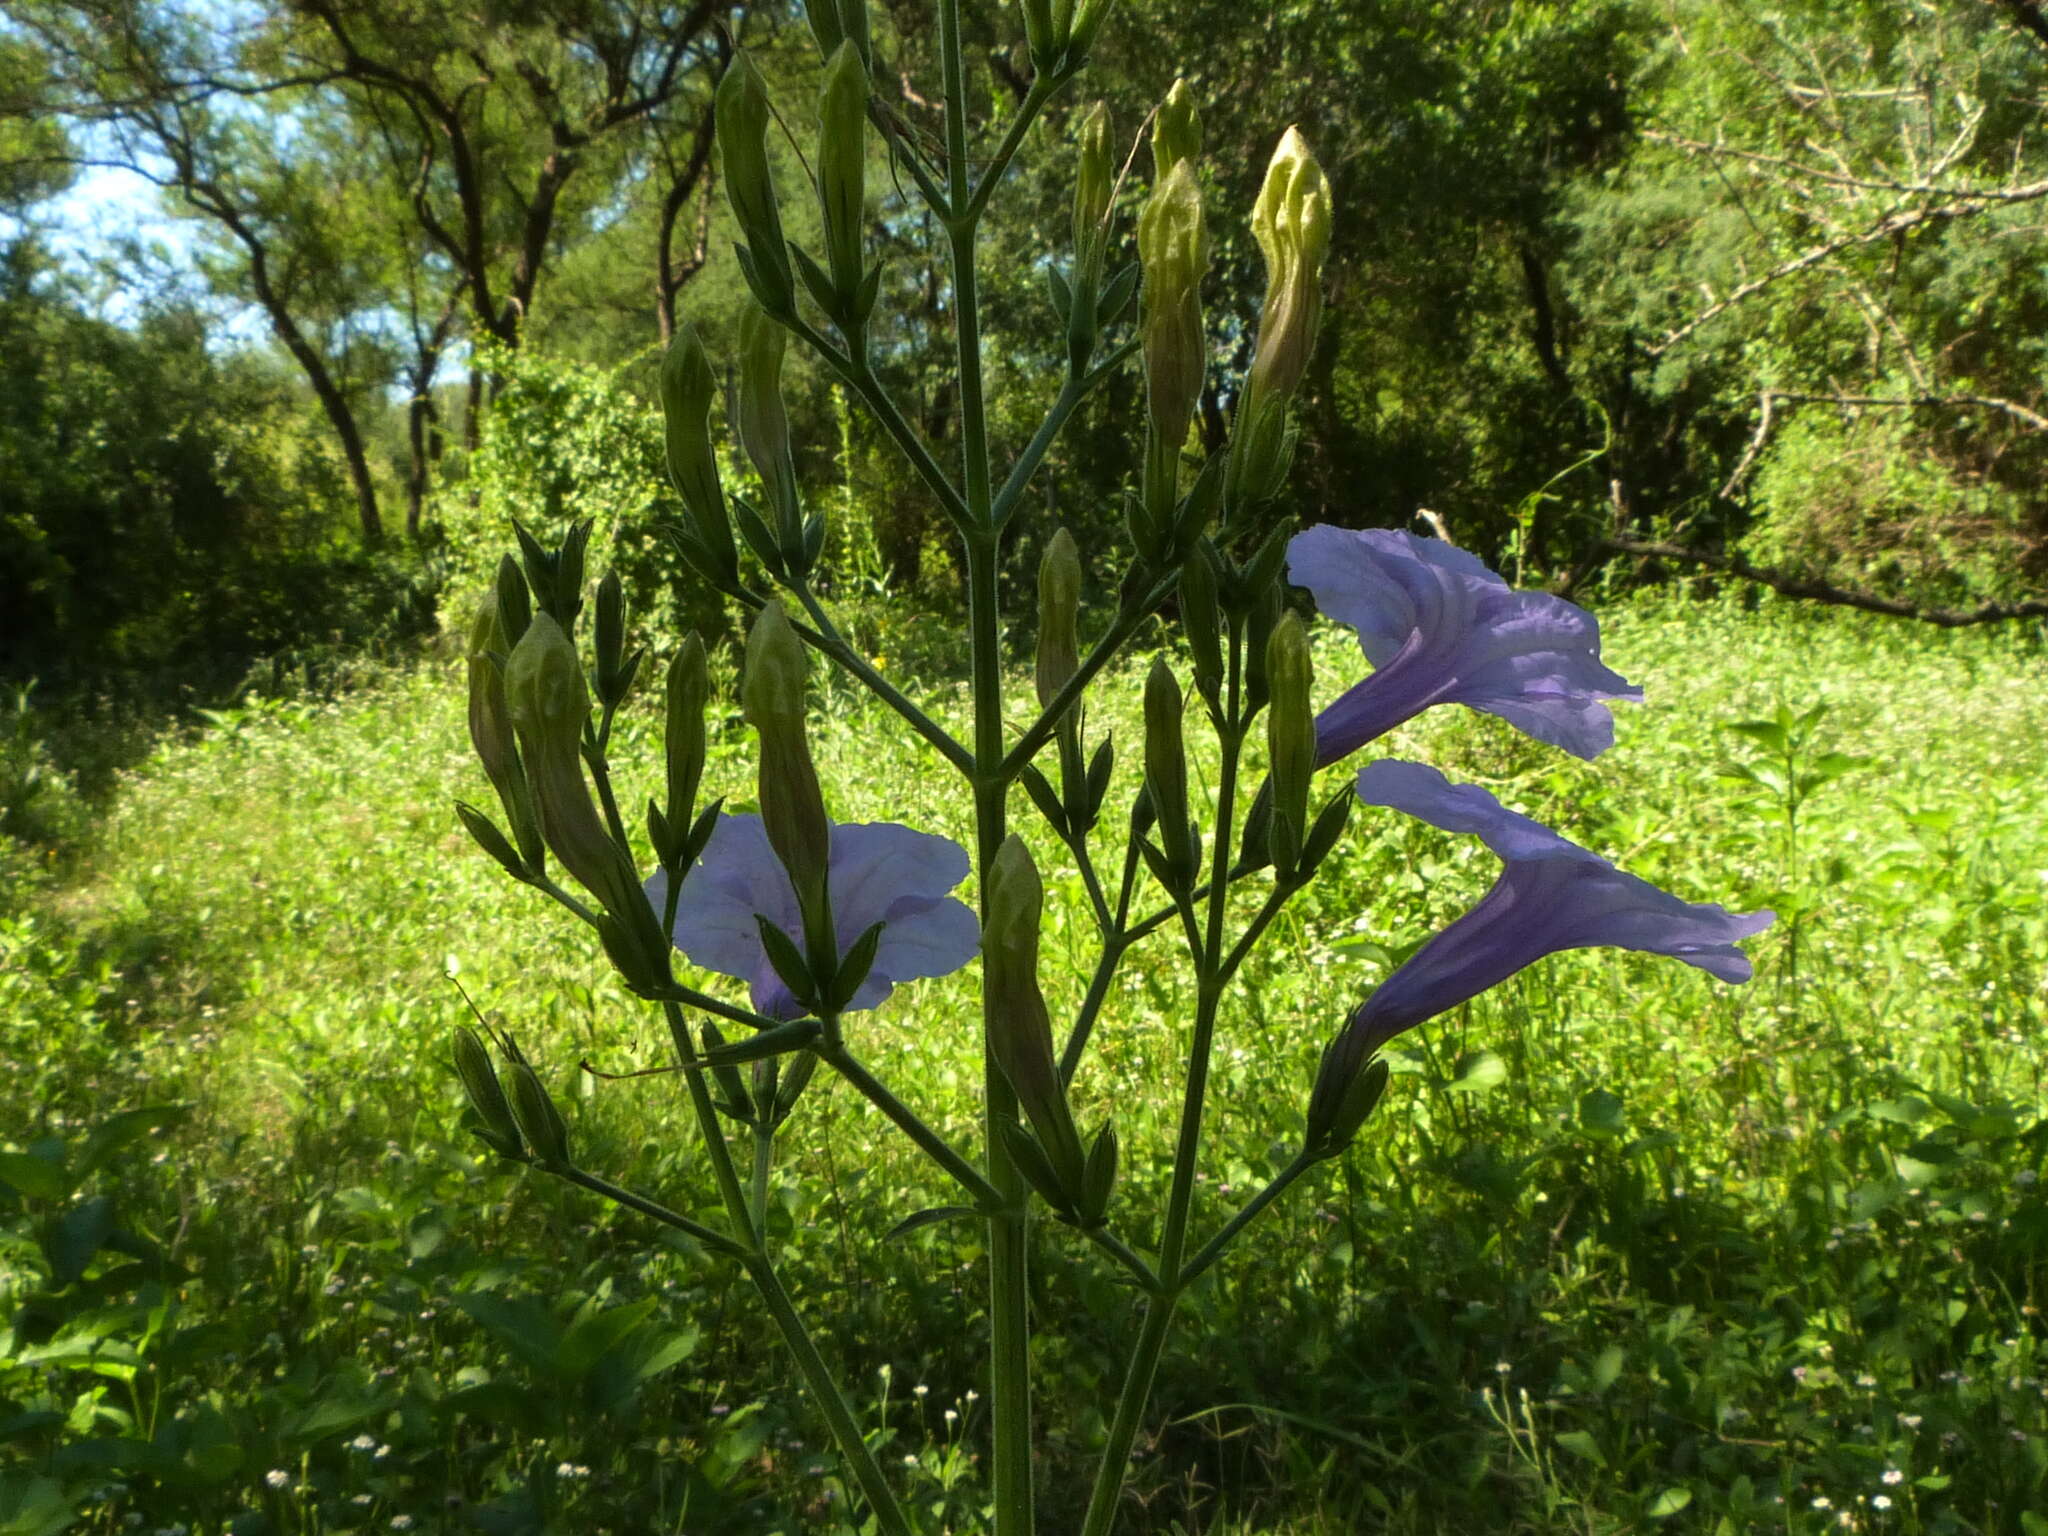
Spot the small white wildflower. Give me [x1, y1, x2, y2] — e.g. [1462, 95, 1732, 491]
[1900, 1414, 1922, 1428]
[1882, 1469, 1903, 1485]
[390, 1519, 414, 1532]
[1873, 1494, 1892, 1510]
[264, 1470, 290, 1490]
[350, 1434, 377, 1451]
[1812, 1496, 1832, 1509]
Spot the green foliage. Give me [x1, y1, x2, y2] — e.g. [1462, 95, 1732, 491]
[6, 597, 2047, 1532]
[0, 244, 438, 703]
[437, 343, 727, 648]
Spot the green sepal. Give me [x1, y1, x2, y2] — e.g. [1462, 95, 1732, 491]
[1312, 1055, 1389, 1159]
[790, 241, 841, 320]
[495, 554, 531, 645]
[1046, 264, 1074, 324]
[1018, 763, 1068, 837]
[506, 1062, 570, 1168]
[731, 495, 786, 577]
[1095, 261, 1139, 328]
[598, 912, 671, 996]
[1294, 791, 1353, 884]
[684, 797, 725, 867]
[771, 1050, 818, 1121]
[886, 1205, 979, 1241]
[996, 1115, 1076, 1217]
[594, 570, 627, 703]
[753, 915, 818, 1010]
[1178, 547, 1224, 705]
[453, 1027, 523, 1157]
[699, 1023, 756, 1124]
[1235, 776, 1274, 876]
[1078, 1121, 1119, 1226]
[1268, 806, 1302, 880]
[456, 800, 530, 884]
[703, 1017, 824, 1066]
[1084, 736, 1116, 826]
[825, 920, 887, 1012]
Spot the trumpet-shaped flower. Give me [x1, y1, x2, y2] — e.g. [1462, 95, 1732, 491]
[1286, 525, 1641, 766]
[646, 813, 979, 1019]
[1345, 760, 1772, 1053]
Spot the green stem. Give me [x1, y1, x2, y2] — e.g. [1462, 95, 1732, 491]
[965, 75, 1057, 222]
[785, 314, 971, 528]
[744, 1251, 914, 1536]
[1175, 1152, 1315, 1289]
[820, 1043, 1005, 1209]
[782, 579, 975, 777]
[999, 569, 1179, 781]
[750, 1127, 774, 1238]
[661, 999, 912, 1534]
[555, 1165, 741, 1256]
[992, 340, 1141, 528]
[1079, 1296, 1174, 1536]
[1058, 934, 1128, 1086]
[1083, 1223, 1162, 1293]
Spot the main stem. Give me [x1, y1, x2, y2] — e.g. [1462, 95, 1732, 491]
[939, 0, 1033, 1524]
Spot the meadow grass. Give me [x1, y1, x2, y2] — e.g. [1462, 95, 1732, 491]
[3, 588, 2046, 1536]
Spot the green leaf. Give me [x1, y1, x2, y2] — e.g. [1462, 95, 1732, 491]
[77, 1105, 190, 1177]
[1446, 1050, 1507, 1094]
[1579, 1088, 1627, 1138]
[1646, 1487, 1692, 1519]
[886, 1205, 979, 1241]
[1725, 719, 1788, 753]
[556, 1297, 656, 1382]
[1554, 1429, 1605, 1465]
[0, 1151, 69, 1202]
[1589, 1344, 1624, 1392]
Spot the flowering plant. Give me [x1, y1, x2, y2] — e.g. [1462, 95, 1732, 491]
[448, 6, 1770, 1530]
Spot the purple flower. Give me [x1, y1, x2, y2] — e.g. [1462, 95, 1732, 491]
[646, 813, 979, 1019]
[1345, 760, 1772, 1052]
[1285, 525, 1641, 766]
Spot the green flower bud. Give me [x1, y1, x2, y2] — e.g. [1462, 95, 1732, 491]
[1266, 610, 1315, 874]
[737, 303, 796, 530]
[1143, 658, 1194, 882]
[506, 1060, 571, 1167]
[505, 613, 644, 928]
[664, 632, 709, 853]
[1035, 528, 1082, 717]
[659, 324, 737, 580]
[1305, 1040, 1388, 1159]
[1068, 0, 1116, 56]
[1229, 128, 1331, 510]
[1137, 160, 1208, 507]
[717, 51, 793, 314]
[1179, 549, 1223, 703]
[1072, 102, 1112, 268]
[453, 1026, 523, 1158]
[466, 597, 543, 869]
[742, 601, 831, 921]
[1022, 0, 1056, 54]
[983, 835, 1084, 1193]
[1152, 79, 1201, 182]
[817, 41, 869, 300]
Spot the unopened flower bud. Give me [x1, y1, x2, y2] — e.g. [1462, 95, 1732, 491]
[506, 1060, 571, 1167]
[1178, 550, 1223, 702]
[737, 303, 796, 526]
[817, 42, 869, 300]
[1229, 129, 1331, 509]
[1266, 610, 1315, 874]
[664, 632, 709, 852]
[1035, 528, 1082, 716]
[1138, 161, 1208, 452]
[983, 835, 1085, 1193]
[1067, 0, 1116, 56]
[717, 51, 793, 314]
[505, 614, 611, 900]
[453, 1026, 523, 1158]
[466, 598, 542, 868]
[1072, 102, 1112, 266]
[1021, 0, 1055, 55]
[659, 324, 737, 581]
[1305, 1029, 1389, 1158]
[1152, 79, 1200, 182]
[742, 601, 831, 920]
[1143, 658, 1194, 882]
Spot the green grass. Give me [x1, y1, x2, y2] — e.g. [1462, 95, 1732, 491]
[4, 590, 2047, 1535]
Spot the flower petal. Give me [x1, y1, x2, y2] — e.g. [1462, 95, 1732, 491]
[1289, 525, 1639, 763]
[648, 812, 801, 980]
